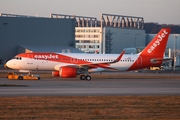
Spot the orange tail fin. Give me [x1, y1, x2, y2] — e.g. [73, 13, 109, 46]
[140, 28, 171, 58]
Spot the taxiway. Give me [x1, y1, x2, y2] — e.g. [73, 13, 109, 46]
[0, 77, 180, 96]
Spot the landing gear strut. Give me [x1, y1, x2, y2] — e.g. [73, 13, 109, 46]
[80, 74, 91, 81]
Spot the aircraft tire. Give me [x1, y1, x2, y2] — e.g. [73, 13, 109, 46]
[80, 75, 86, 80]
[86, 75, 91, 81]
[18, 76, 23, 80]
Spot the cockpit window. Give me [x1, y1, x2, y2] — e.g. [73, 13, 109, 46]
[13, 56, 22, 60]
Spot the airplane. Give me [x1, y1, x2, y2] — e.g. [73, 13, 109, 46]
[5, 28, 171, 81]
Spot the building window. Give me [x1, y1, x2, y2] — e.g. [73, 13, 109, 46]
[94, 35, 99, 38]
[75, 40, 79, 43]
[85, 30, 90, 32]
[95, 45, 99, 48]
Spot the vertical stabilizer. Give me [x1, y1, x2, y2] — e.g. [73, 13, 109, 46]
[140, 28, 171, 58]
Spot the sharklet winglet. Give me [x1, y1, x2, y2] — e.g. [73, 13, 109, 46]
[113, 50, 125, 63]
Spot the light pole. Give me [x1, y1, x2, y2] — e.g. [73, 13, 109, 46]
[173, 34, 178, 70]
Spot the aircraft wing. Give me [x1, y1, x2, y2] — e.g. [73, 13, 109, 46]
[54, 50, 125, 71]
[78, 50, 125, 69]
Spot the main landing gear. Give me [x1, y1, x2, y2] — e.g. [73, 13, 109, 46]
[80, 74, 91, 81]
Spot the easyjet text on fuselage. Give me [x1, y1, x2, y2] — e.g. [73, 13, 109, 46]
[34, 54, 59, 59]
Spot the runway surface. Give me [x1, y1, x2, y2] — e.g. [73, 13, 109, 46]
[0, 76, 180, 96]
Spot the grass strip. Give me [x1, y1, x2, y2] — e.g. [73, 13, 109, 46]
[0, 96, 180, 119]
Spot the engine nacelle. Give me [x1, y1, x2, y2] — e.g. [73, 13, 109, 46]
[60, 66, 77, 78]
[52, 66, 77, 78]
[52, 71, 59, 77]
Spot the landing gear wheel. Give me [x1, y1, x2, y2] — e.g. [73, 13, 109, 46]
[18, 76, 23, 80]
[80, 75, 86, 80]
[85, 75, 91, 81]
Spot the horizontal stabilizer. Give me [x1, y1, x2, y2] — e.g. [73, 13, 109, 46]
[150, 57, 173, 64]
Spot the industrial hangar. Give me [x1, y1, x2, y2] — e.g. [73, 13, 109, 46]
[0, 13, 79, 65]
[51, 13, 145, 54]
[0, 13, 145, 65]
[0, 13, 179, 68]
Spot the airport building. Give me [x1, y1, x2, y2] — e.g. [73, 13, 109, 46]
[0, 13, 145, 63]
[0, 13, 80, 65]
[0, 13, 180, 69]
[51, 13, 145, 54]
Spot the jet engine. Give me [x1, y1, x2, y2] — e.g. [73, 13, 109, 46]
[52, 71, 59, 77]
[52, 66, 77, 78]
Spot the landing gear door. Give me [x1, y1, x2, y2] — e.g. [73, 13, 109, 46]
[27, 54, 33, 64]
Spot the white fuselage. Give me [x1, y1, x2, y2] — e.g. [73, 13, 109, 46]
[6, 53, 140, 72]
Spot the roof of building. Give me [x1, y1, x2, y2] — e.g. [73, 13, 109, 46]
[19, 45, 83, 53]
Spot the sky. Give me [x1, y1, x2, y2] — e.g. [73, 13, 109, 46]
[0, 0, 180, 24]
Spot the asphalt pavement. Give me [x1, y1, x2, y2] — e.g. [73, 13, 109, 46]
[0, 77, 180, 96]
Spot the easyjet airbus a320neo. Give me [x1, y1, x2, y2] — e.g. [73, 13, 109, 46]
[6, 28, 171, 80]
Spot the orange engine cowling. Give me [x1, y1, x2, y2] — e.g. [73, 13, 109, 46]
[52, 71, 59, 77]
[60, 66, 77, 78]
[52, 66, 77, 78]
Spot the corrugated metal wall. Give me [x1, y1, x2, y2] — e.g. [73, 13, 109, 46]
[0, 17, 75, 60]
[103, 27, 145, 53]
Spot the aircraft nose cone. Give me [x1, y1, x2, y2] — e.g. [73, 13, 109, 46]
[4, 63, 8, 69]
[5, 60, 13, 69]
